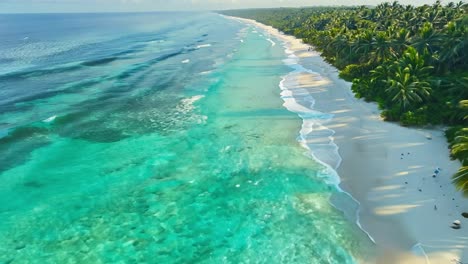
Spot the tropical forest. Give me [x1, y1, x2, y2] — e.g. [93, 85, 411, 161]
[220, 2, 468, 192]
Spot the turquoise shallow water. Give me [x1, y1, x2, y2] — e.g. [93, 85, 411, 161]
[0, 13, 373, 263]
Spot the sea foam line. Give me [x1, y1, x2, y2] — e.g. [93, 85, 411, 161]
[278, 38, 376, 244]
[196, 44, 212, 49]
[43, 115, 57, 123]
[266, 38, 276, 46]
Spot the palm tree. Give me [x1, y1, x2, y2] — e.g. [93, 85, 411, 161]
[452, 127, 468, 195]
[439, 21, 468, 70]
[352, 31, 374, 63]
[371, 32, 393, 63]
[385, 66, 432, 110]
[460, 100, 468, 120]
[370, 65, 390, 83]
[452, 129, 468, 160]
[397, 47, 433, 79]
[453, 166, 468, 195]
[391, 28, 411, 56]
[327, 33, 351, 63]
[411, 22, 442, 53]
[424, 1, 444, 28]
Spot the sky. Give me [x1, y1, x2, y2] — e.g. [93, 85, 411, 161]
[0, 0, 442, 13]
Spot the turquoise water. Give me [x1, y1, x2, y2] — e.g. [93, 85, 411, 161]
[0, 13, 373, 263]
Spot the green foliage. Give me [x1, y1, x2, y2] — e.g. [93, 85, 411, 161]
[446, 126, 465, 144]
[351, 77, 382, 101]
[460, 99, 468, 121]
[385, 68, 432, 111]
[451, 128, 468, 161]
[449, 127, 468, 195]
[453, 166, 468, 196]
[380, 105, 402, 121]
[400, 109, 428, 126]
[339, 64, 372, 81]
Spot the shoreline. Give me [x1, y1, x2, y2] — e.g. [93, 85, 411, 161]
[226, 15, 468, 263]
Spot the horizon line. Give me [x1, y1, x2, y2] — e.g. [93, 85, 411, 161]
[0, 5, 380, 15]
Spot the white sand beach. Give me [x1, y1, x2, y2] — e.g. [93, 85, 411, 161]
[228, 16, 468, 263]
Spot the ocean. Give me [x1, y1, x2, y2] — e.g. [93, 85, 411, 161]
[0, 12, 373, 263]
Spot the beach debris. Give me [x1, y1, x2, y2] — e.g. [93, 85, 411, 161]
[433, 174, 436, 178]
[418, 189, 422, 192]
[434, 205, 437, 210]
[405, 181, 408, 184]
[426, 134, 432, 140]
[462, 212, 468, 218]
[451, 220, 461, 229]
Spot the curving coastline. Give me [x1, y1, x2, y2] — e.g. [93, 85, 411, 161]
[227, 15, 468, 264]
[279, 44, 378, 244]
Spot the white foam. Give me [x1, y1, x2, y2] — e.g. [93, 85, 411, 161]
[266, 38, 276, 46]
[43, 115, 57, 123]
[411, 243, 430, 262]
[181, 95, 204, 105]
[177, 95, 204, 114]
[278, 66, 341, 171]
[222, 145, 232, 152]
[199, 70, 213, 75]
[176, 95, 207, 124]
[181, 59, 190, 64]
[196, 44, 212, 49]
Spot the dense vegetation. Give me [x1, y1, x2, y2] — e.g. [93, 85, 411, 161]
[220, 2, 468, 194]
